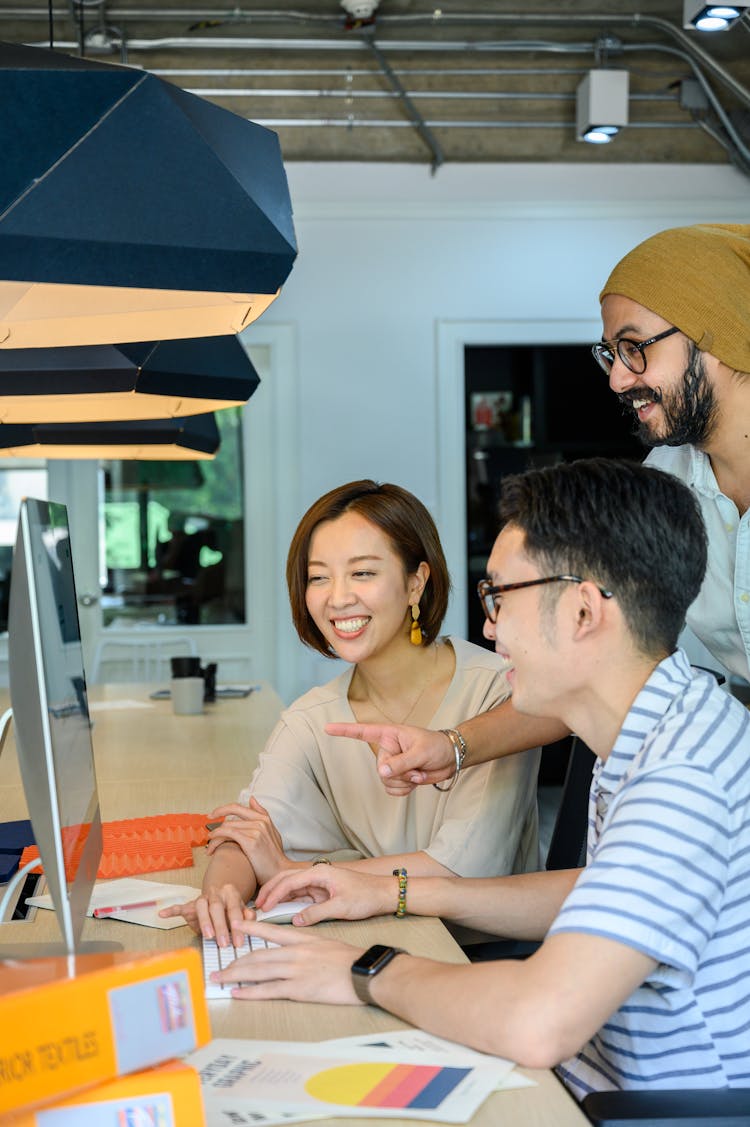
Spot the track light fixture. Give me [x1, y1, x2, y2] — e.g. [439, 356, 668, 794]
[683, 2, 748, 29]
[576, 70, 629, 144]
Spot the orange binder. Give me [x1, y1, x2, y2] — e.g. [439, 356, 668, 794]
[3, 1059, 205, 1126]
[0, 947, 210, 1117]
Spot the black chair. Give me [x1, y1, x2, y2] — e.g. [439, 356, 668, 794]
[464, 734, 595, 961]
[543, 735, 595, 870]
[582, 1087, 750, 1125]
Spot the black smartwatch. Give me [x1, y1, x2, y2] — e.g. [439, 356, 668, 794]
[351, 944, 406, 1005]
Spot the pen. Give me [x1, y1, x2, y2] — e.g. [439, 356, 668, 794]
[93, 899, 162, 917]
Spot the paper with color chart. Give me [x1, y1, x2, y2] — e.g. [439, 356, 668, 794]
[188, 1038, 512, 1123]
[322, 1030, 534, 1091]
[25, 876, 199, 929]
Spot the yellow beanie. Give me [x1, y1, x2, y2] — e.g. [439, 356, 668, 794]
[600, 223, 750, 373]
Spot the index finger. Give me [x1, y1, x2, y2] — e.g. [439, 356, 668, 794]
[325, 722, 405, 755]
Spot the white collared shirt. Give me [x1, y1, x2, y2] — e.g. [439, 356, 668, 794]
[646, 444, 750, 681]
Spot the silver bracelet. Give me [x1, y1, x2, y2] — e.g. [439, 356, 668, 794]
[433, 728, 467, 792]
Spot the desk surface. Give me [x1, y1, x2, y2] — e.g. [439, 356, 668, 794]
[0, 683, 587, 1127]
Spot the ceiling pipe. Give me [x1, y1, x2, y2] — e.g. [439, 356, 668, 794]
[15, 32, 748, 115]
[364, 36, 444, 172]
[183, 88, 678, 103]
[5, 8, 749, 109]
[621, 40, 750, 171]
[250, 117, 697, 130]
[10, 10, 748, 172]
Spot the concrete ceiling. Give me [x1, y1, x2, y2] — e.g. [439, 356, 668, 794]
[3, 2, 750, 173]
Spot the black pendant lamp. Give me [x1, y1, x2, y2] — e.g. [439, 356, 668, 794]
[0, 335, 260, 422]
[0, 42, 297, 350]
[0, 414, 221, 460]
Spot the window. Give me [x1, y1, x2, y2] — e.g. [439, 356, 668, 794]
[99, 409, 245, 628]
[0, 464, 48, 633]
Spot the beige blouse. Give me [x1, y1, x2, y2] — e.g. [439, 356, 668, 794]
[240, 636, 540, 877]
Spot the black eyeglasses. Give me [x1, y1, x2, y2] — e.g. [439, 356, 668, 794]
[477, 576, 614, 623]
[591, 325, 680, 375]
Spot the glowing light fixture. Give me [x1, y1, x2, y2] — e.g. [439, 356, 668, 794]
[576, 70, 629, 144]
[0, 414, 221, 460]
[683, 2, 748, 29]
[0, 42, 296, 350]
[0, 335, 260, 423]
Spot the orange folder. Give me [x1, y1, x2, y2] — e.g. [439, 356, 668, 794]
[0, 947, 210, 1117]
[3, 1059, 206, 1126]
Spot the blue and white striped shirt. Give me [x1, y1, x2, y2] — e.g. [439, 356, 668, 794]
[550, 649, 750, 1099]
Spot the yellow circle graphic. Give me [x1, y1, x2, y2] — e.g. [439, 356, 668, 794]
[305, 1062, 401, 1106]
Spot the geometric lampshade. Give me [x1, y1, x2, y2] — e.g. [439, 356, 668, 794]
[0, 336, 261, 422]
[0, 414, 221, 460]
[0, 42, 297, 349]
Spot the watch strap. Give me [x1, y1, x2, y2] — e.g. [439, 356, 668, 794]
[351, 945, 406, 1005]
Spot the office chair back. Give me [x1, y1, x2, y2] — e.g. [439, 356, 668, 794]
[545, 736, 595, 870]
[89, 635, 198, 684]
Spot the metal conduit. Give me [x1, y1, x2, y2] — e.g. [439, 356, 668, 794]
[6, 8, 750, 109]
[620, 41, 750, 170]
[151, 67, 636, 78]
[10, 10, 748, 171]
[184, 88, 679, 103]
[252, 117, 699, 129]
[22, 30, 750, 112]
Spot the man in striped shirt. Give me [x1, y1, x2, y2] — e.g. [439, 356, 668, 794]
[217, 458, 750, 1099]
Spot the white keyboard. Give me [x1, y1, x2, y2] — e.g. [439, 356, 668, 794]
[202, 933, 278, 999]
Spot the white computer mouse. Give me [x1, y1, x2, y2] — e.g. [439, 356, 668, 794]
[253, 897, 314, 924]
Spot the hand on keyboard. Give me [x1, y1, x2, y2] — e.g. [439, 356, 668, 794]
[202, 932, 278, 999]
[202, 897, 316, 998]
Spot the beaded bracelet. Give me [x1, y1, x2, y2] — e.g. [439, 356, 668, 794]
[392, 867, 408, 918]
[432, 727, 467, 792]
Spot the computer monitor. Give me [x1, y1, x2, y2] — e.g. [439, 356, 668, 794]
[5, 497, 104, 956]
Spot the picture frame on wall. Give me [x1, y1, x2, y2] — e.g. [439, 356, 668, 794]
[469, 391, 513, 433]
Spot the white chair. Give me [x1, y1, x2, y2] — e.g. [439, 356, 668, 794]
[88, 635, 198, 684]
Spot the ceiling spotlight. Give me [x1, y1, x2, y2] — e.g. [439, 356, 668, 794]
[576, 70, 629, 145]
[683, 2, 748, 29]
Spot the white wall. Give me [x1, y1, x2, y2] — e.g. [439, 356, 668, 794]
[252, 161, 750, 699]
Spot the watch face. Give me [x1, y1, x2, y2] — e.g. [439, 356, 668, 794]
[352, 944, 407, 979]
[353, 945, 395, 976]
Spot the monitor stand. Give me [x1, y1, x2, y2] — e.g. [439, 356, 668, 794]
[0, 707, 12, 756]
[0, 710, 122, 957]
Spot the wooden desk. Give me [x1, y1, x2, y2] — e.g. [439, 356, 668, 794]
[0, 684, 587, 1127]
[0, 682, 284, 817]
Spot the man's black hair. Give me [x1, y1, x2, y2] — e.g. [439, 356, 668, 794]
[498, 457, 707, 657]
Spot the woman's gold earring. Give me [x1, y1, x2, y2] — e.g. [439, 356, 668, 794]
[410, 603, 423, 646]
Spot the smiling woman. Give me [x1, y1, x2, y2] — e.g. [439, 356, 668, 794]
[162, 479, 541, 946]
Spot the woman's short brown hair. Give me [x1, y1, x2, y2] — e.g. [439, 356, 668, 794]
[286, 480, 452, 657]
